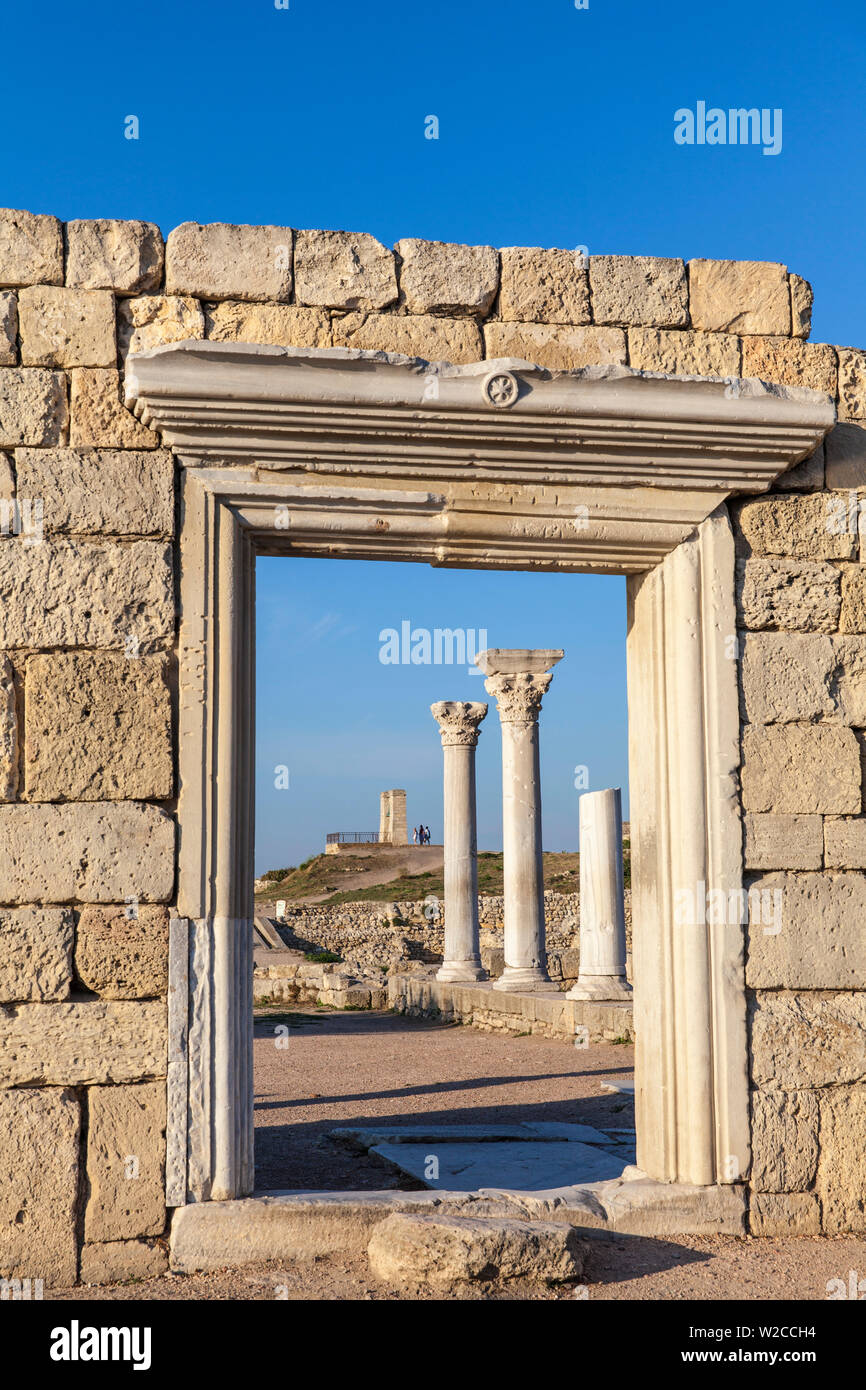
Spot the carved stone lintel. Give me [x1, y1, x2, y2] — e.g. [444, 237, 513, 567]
[430, 700, 488, 746]
[483, 671, 553, 724]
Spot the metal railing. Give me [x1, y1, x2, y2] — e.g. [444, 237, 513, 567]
[326, 831, 381, 845]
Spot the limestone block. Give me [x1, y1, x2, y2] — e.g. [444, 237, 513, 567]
[0, 538, 173, 648]
[76, 905, 170, 1000]
[66, 219, 163, 294]
[627, 326, 739, 377]
[0, 1001, 166, 1085]
[750, 1089, 819, 1190]
[18, 286, 116, 367]
[117, 295, 204, 358]
[746, 871, 866, 988]
[366, 1212, 584, 1283]
[0, 209, 63, 288]
[688, 260, 790, 335]
[817, 1086, 866, 1231]
[205, 300, 330, 349]
[15, 446, 173, 537]
[497, 246, 589, 325]
[748, 1192, 820, 1236]
[166, 222, 293, 301]
[0, 1088, 79, 1287]
[749, 990, 866, 1090]
[736, 494, 857, 560]
[0, 292, 17, 364]
[0, 908, 74, 1002]
[0, 802, 175, 904]
[736, 557, 841, 632]
[70, 367, 158, 448]
[25, 652, 173, 800]
[744, 813, 822, 870]
[740, 337, 836, 394]
[825, 422, 866, 489]
[483, 321, 626, 370]
[824, 817, 866, 869]
[589, 256, 687, 328]
[789, 275, 813, 340]
[80, 1240, 167, 1284]
[0, 655, 16, 801]
[740, 632, 866, 725]
[741, 724, 861, 813]
[837, 348, 866, 420]
[332, 311, 481, 363]
[396, 238, 498, 317]
[0, 368, 68, 447]
[774, 444, 824, 492]
[85, 1082, 166, 1241]
[294, 230, 396, 310]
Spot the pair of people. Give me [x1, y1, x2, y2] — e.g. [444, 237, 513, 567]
[413, 824, 432, 845]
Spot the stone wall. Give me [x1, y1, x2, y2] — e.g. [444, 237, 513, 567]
[1, 204, 865, 1281]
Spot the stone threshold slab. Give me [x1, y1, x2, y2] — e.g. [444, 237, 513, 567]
[330, 1121, 617, 1147]
[170, 1175, 746, 1272]
[371, 1140, 631, 1190]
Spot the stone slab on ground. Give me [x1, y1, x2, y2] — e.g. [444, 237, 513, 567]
[371, 1139, 629, 1191]
[367, 1211, 585, 1284]
[330, 1121, 615, 1147]
[390, 972, 634, 1042]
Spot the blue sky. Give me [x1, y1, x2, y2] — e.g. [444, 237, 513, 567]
[4, 0, 864, 867]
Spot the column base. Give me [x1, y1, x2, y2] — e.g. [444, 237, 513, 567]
[436, 960, 487, 983]
[566, 974, 633, 1001]
[493, 965, 553, 992]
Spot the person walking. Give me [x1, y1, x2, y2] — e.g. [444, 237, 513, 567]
[412, 825, 419, 844]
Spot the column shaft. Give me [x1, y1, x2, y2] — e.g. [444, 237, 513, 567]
[431, 701, 487, 982]
[567, 787, 632, 1000]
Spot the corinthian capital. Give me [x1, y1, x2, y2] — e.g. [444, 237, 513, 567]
[483, 671, 553, 724]
[430, 700, 488, 747]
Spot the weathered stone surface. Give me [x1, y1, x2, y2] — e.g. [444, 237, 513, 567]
[750, 1089, 819, 1191]
[483, 321, 626, 369]
[396, 238, 498, 317]
[824, 817, 866, 869]
[18, 286, 116, 367]
[746, 871, 866, 989]
[740, 633, 866, 725]
[0, 292, 16, 365]
[166, 222, 293, 302]
[741, 724, 861, 813]
[498, 247, 589, 325]
[744, 813, 822, 870]
[66, 219, 163, 294]
[366, 1211, 584, 1283]
[204, 300, 330, 349]
[688, 259, 790, 335]
[837, 348, 866, 420]
[0, 538, 172, 647]
[740, 337, 836, 394]
[80, 1240, 167, 1284]
[0, 209, 63, 288]
[774, 443, 824, 492]
[789, 274, 813, 340]
[749, 990, 866, 1090]
[85, 1082, 166, 1240]
[0, 909, 74, 1003]
[825, 422, 866, 488]
[332, 311, 481, 363]
[589, 256, 687, 328]
[295, 230, 396, 310]
[76, 906, 170, 1000]
[736, 494, 857, 560]
[25, 652, 172, 800]
[0, 368, 67, 447]
[0, 452, 12, 498]
[736, 557, 841, 631]
[117, 295, 204, 358]
[627, 326, 739, 377]
[0, 1001, 166, 1084]
[70, 367, 158, 448]
[817, 1086, 866, 1231]
[0, 1088, 79, 1286]
[15, 446, 173, 537]
[0, 655, 16, 802]
[748, 1192, 820, 1236]
[0, 802, 175, 903]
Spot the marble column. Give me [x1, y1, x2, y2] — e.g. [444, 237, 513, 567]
[567, 787, 632, 1000]
[476, 648, 563, 991]
[431, 701, 488, 982]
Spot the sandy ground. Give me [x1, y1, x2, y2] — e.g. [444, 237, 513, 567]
[50, 1007, 866, 1301]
